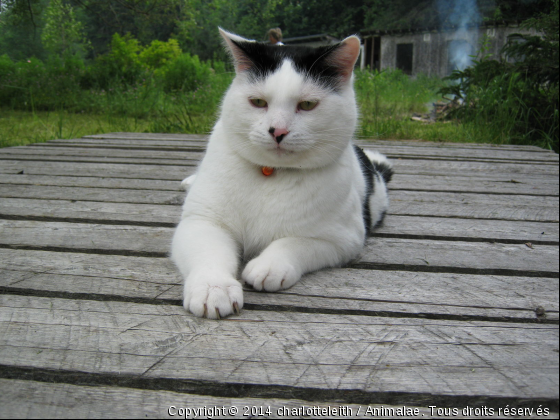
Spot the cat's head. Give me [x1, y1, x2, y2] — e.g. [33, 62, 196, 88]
[218, 28, 361, 170]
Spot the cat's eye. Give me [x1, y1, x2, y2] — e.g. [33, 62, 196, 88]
[298, 101, 318, 111]
[250, 98, 268, 108]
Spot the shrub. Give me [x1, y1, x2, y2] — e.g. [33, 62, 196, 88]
[87, 33, 146, 89]
[140, 39, 182, 69]
[0, 54, 18, 105]
[159, 52, 212, 92]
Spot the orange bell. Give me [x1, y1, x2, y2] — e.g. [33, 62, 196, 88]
[261, 166, 274, 176]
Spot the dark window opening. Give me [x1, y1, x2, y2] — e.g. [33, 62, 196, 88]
[373, 37, 381, 71]
[364, 37, 381, 71]
[396, 43, 413, 75]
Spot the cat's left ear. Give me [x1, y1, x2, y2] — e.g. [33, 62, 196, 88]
[219, 27, 255, 73]
[327, 36, 361, 83]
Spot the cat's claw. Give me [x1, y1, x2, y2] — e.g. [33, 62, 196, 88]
[233, 301, 241, 315]
[184, 276, 243, 319]
[242, 257, 300, 292]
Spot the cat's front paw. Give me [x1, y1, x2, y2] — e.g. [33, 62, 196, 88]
[242, 256, 301, 292]
[184, 274, 243, 319]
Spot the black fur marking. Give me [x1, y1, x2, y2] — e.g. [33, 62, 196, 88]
[230, 40, 344, 90]
[373, 160, 394, 184]
[353, 145, 376, 237]
[373, 208, 388, 230]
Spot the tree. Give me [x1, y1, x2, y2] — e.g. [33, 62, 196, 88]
[69, 0, 184, 57]
[0, 0, 48, 60]
[41, 0, 88, 57]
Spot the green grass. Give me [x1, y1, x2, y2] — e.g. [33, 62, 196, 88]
[0, 68, 549, 149]
[354, 69, 520, 145]
[0, 110, 156, 148]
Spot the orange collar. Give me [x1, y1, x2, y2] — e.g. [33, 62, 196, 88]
[261, 166, 274, 176]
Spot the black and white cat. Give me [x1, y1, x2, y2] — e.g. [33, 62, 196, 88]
[172, 29, 393, 319]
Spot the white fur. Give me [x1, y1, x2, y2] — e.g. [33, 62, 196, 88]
[172, 31, 390, 319]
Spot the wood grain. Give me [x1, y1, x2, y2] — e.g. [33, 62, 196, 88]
[1, 170, 558, 198]
[1, 220, 557, 274]
[1, 379, 403, 420]
[1, 295, 558, 400]
[0, 184, 558, 222]
[0, 133, 558, 415]
[0, 248, 557, 321]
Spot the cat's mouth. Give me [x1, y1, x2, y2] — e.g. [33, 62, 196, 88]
[273, 145, 295, 156]
[261, 140, 297, 157]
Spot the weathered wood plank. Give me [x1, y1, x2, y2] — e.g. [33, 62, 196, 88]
[389, 159, 559, 177]
[3, 152, 557, 183]
[2, 215, 557, 252]
[2, 156, 557, 181]
[29, 135, 560, 161]
[1, 196, 558, 231]
[0, 153, 199, 166]
[0, 198, 181, 225]
[1, 248, 557, 321]
[0, 145, 204, 159]
[61, 133, 560, 159]
[36, 140, 558, 165]
[2, 145, 558, 195]
[39, 139, 208, 151]
[0, 295, 558, 400]
[87, 132, 548, 153]
[36, 141, 557, 164]
[377, 215, 559, 243]
[0, 221, 557, 274]
[1, 379, 402, 420]
[1, 183, 557, 222]
[388, 191, 560, 222]
[84, 132, 209, 141]
[0, 159, 195, 178]
[370, 146, 559, 163]
[0, 184, 185, 205]
[5, 142, 558, 167]
[1, 170, 558, 198]
[392, 174, 558, 196]
[360, 138, 553, 153]
[0, 221, 177, 253]
[4, 141, 557, 162]
[0, 174, 182, 191]
[360, 237, 558, 274]
[2, 380, 556, 420]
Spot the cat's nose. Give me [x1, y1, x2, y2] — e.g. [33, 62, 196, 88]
[269, 127, 289, 144]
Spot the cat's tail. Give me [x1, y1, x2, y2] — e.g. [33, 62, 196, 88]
[361, 149, 393, 231]
[364, 150, 394, 185]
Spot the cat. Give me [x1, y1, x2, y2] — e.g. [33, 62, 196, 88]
[171, 28, 393, 319]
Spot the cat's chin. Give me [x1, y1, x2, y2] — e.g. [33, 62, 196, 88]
[244, 151, 331, 170]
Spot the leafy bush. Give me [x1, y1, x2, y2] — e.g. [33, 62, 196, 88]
[0, 54, 88, 110]
[86, 33, 146, 89]
[140, 39, 182, 70]
[0, 54, 19, 105]
[159, 52, 212, 93]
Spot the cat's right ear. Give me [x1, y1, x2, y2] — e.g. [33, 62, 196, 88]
[219, 27, 254, 73]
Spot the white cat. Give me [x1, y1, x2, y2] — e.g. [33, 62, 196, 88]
[172, 28, 393, 319]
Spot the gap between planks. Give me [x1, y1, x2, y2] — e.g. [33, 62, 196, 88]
[0, 294, 558, 403]
[0, 245, 557, 322]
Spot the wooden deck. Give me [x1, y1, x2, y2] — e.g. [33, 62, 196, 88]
[0, 132, 558, 418]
